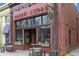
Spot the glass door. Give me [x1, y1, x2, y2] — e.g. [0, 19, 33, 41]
[24, 29, 31, 44]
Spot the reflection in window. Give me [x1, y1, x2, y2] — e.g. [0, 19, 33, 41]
[16, 21, 21, 28]
[38, 26, 50, 46]
[35, 16, 42, 26]
[16, 29, 23, 45]
[21, 20, 27, 27]
[27, 19, 32, 27]
[31, 18, 35, 26]
[43, 15, 49, 24]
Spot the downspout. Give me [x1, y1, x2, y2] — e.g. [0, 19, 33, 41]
[9, 5, 13, 45]
[58, 3, 61, 56]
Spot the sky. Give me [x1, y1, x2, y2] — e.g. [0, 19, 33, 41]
[0, 3, 5, 6]
[0, 3, 79, 11]
[75, 3, 79, 11]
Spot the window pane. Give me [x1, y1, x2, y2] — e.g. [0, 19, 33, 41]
[16, 21, 21, 28]
[35, 16, 42, 26]
[27, 19, 32, 27]
[21, 20, 27, 27]
[31, 18, 35, 26]
[38, 26, 50, 46]
[16, 29, 23, 45]
[43, 15, 49, 24]
[5, 16, 10, 23]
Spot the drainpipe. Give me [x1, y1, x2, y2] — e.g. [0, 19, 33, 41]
[9, 8, 13, 45]
[58, 3, 61, 56]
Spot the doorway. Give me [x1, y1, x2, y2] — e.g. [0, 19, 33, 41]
[24, 28, 36, 49]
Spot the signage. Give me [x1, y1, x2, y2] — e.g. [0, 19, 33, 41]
[13, 4, 48, 20]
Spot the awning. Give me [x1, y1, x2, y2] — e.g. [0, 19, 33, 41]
[3, 24, 10, 34]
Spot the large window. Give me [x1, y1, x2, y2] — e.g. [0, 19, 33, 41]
[38, 26, 50, 46]
[15, 29, 23, 45]
[15, 14, 50, 46]
[16, 14, 49, 28]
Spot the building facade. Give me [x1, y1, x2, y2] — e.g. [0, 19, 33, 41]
[9, 3, 79, 55]
[0, 4, 10, 47]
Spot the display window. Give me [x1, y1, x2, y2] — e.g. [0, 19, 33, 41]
[15, 29, 23, 45]
[15, 14, 50, 46]
[38, 26, 50, 46]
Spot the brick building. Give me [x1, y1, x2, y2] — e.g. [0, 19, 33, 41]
[9, 3, 79, 56]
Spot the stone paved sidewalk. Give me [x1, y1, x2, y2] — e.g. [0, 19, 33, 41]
[65, 48, 79, 56]
[0, 50, 29, 56]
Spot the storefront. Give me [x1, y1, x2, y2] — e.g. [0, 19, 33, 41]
[9, 3, 79, 55]
[10, 3, 55, 53]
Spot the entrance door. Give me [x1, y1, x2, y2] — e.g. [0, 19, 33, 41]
[24, 28, 36, 49]
[24, 29, 31, 49]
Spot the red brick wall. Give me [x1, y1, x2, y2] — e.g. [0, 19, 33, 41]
[58, 4, 78, 55]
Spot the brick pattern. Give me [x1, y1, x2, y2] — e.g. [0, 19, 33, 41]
[59, 4, 78, 55]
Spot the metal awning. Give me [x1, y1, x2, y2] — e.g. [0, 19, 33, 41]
[3, 24, 10, 34]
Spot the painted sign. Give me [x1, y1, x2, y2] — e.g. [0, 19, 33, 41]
[13, 4, 48, 20]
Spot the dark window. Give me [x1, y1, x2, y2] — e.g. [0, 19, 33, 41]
[35, 16, 42, 26]
[69, 29, 71, 45]
[38, 26, 50, 46]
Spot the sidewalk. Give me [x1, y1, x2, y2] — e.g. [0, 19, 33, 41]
[0, 50, 29, 56]
[65, 48, 79, 56]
